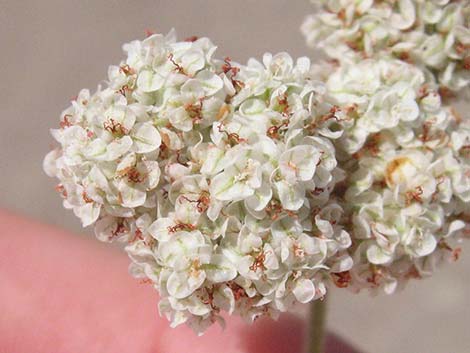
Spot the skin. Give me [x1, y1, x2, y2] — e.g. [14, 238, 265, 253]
[0, 209, 358, 353]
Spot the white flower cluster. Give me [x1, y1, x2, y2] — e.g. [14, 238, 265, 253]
[45, 1, 469, 333]
[301, 0, 469, 295]
[325, 58, 470, 293]
[302, 0, 470, 92]
[44, 31, 354, 333]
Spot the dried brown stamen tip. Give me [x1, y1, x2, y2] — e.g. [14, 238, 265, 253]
[316, 151, 325, 166]
[337, 8, 346, 21]
[249, 251, 268, 272]
[452, 247, 462, 261]
[200, 286, 219, 311]
[265, 200, 284, 220]
[184, 35, 199, 42]
[405, 265, 422, 279]
[332, 271, 351, 288]
[418, 84, 430, 99]
[145, 29, 155, 37]
[366, 266, 383, 286]
[129, 229, 144, 243]
[438, 240, 453, 252]
[59, 114, 73, 129]
[455, 42, 470, 55]
[277, 93, 290, 117]
[321, 106, 341, 122]
[227, 281, 247, 301]
[307, 105, 343, 133]
[438, 86, 455, 100]
[217, 123, 246, 145]
[460, 145, 470, 156]
[405, 186, 424, 205]
[431, 176, 446, 201]
[111, 219, 129, 239]
[222, 57, 245, 91]
[104, 118, 129, 136]
[266, 120, 289, 139]
[175, 149, 189, 166]
[311, 187, 325, 196]
[117, 84, 131, 96]
[168, 53, 187, 75]
[184, 97, 205, 125]
[463, 56, 470, 70]
[180, 193, 210, 213]
[118, 166, 146, 184]
[158, 140, 170, 159]
[167, 223, 196, 233]
[397, 51, 411, 62]
[353, 133, 381, 159]
[55, 184, 67, 198]
[293, 243, 305, 258]
[82, 191, 94, 203]
[119, 64, 135, 75]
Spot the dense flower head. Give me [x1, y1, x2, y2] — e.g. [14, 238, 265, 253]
[44, 31, 354, 333]
[321, 57, 470, 293]
[44, 2, 469, 334]
[302, 0, 470, 93]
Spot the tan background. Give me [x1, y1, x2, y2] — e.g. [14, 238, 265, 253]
[1, 1, 469, 352]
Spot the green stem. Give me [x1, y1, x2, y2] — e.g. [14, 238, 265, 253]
[307, 298, 327, 353]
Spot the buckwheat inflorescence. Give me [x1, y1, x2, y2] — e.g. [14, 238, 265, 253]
[302, 0, 470, 93]
[327, 58, 469, 293]
[303, 0, 470, 294]
[44, 0, 469, 335]
[44, 30, 353, 333]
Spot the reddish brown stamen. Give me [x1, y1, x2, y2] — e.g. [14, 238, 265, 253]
[184, 35, 199, 42]
[104, 118, 128, 136]
[167, 223, 196, 233]
[332, 271, 351, 288]
[168, 53, 187, 75]
[59, 114, 73, 129]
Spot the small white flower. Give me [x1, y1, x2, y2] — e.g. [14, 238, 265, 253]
[210, 153, 262, 201]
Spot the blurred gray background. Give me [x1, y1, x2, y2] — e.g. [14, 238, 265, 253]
[1, 1, 469, 352]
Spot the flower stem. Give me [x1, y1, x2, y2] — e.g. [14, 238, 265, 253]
[307, 298, 327, 353]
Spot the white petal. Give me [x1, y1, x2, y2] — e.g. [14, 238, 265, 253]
[279, 145, 320, 182]
[175, 197, 201, 225]
[200, 147, 227, 176]
[94, 216, 121, 242]
[392, 99, 419, 122]
[117, 180, 146, 208]
[275, 180, 304, 211]
[204, 255, 237, 283]
[292, 278, 315, 304]
[74, 203, 101, 227]
[131, 122, 161, 153]
[413, 233, 437, 257]
[367, 244, 393, 265]
[169, 107, 193, 132]
[390, 0, 416, 30]
[137, 69, 165, 92]
[148, 217, 173, 242]
[83, 139, 107, 160]
[245, 182, 273, 212]
[167, 271, 205, 299]
[43, 149, 60, 177]
[196, 70, 224, 96]
[181, 50, 205, 76]
[138, 160, 160, 190]
[210, 173, 255, 201]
